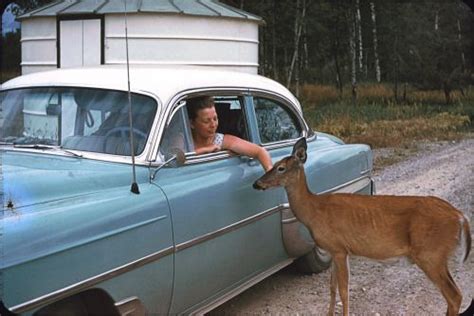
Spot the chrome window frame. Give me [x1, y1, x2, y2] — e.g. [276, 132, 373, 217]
[150, 87, 314, 167]
[149, 87, 250, 166]
[249, 89, 310, 147]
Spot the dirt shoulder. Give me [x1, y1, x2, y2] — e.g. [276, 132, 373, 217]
[209, 137, 474, 315]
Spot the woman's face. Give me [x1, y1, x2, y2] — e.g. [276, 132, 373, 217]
[191, 106, 219, 139]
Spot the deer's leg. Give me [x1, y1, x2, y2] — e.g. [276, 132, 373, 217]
[445, 271, 463, 315]
[328, 262, 338, 316]
[333, 253, 350, 316]
[414, 257, 462, 316]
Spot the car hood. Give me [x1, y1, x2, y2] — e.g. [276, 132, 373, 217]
[1, 150, 142, 210]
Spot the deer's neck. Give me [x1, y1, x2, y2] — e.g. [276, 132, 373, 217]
[284, 168, 319, 226]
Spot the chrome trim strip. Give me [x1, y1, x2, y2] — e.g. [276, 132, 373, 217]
[282, 217, 299, 224]
[175, 204, 286, 252]
[282, 177, 372, 223]
[319, 176, 371, 195]
[10, 247, 174, 314]
[115, 296, 146, 316]
[3, 216, 169, 269]
[171, 133, 317, 166]
[189, 259, 294, 315]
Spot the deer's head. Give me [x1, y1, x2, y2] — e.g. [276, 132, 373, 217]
[253, 137, 307, 190]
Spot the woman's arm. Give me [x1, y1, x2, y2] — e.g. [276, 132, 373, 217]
[194, 144, 221, 155]
[222, 134, 273, 171]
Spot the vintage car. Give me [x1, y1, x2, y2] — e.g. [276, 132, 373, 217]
[0, 66, 374, 315]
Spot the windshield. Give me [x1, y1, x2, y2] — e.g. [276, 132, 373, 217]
[0, 87, 157, 156]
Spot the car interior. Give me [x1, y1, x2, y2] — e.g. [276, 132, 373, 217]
[213, 97, 248, 141]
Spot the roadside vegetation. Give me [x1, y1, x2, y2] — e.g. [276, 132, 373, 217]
[301, 84, 474, 167]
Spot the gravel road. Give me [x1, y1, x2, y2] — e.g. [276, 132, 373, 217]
[209, 137, 474, 315]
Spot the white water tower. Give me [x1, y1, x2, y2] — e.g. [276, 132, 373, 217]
[19, 0, 262, 74]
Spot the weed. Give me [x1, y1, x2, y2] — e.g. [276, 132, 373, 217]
[301, 84, 474, 149]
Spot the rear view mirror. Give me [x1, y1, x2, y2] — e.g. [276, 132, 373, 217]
[46, 103, 61, 116]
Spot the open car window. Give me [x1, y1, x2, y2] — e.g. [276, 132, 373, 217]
[214, 96, 248, 140]
[253, 97, 302, 144]
[159, 95, 249, 158]
[0, 87, 157, 156]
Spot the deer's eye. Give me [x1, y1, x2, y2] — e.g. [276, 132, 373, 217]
[277, 166, 286, 173]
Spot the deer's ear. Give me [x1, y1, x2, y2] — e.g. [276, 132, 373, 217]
[294, 147, 307, 163]
[292, 138, 307, 163]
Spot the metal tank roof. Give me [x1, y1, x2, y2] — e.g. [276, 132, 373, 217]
[19, 0, 263, 22]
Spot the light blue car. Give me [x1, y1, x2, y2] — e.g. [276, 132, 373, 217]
[0, 66, 374, 315]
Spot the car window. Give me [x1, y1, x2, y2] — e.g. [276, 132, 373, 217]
[0, 87, 157, 156]
[214, 96, 248, 140]
[254, 97, 302, 143]
[159, 96, 249, 157]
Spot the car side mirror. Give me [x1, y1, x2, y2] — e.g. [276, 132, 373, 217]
[172, 148, 186, 166]
[151, 148, 187, 180]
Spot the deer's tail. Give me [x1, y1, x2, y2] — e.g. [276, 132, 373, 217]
[462, 215, 471, 263]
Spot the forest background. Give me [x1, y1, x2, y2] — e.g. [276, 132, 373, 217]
[2, 0, 474, 158]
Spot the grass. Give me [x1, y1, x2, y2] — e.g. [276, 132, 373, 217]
[301, 84, 474, 149]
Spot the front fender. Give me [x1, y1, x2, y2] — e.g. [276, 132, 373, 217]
[2, 183, 174, 315]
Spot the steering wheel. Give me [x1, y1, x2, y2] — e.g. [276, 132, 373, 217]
[103, 127, 147, 154]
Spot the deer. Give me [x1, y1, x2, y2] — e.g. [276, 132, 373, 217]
[253, 137, 472, 316]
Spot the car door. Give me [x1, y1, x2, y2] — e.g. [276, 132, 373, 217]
[153, 93, 291, 313]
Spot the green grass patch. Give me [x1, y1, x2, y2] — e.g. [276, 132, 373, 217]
[302, 88, 474, 149]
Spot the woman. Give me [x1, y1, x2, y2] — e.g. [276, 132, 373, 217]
[187, 96, 273, 171]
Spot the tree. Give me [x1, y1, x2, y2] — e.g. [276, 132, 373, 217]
[1, 0, 54, 82]
[370, 1, 381, 83]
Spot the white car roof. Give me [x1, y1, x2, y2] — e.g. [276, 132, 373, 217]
[1, 65, 301, 112]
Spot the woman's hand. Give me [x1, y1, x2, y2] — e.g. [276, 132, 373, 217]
[222, 134, 272, 171]
[195, 144, 221, 155]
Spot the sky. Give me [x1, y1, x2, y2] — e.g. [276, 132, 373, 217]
[2, 4, 21, 35]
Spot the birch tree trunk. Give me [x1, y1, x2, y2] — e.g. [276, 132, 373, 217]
[348, 4, 358, 105]
[393, 35, 400, 103]
[457, 19, 466, 72]
[303, 21, 309, 70]
[333, 31, 343, 97]
[259, 23, 266, 76]
[355, 0, 364, 76]
[272, 0, 278, 80]
[370, 1, 381, 83]
[295, 48, 300, 98]
[287, 0, 306, 89]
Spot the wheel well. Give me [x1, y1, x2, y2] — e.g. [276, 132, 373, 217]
[34, 288, 120, 316]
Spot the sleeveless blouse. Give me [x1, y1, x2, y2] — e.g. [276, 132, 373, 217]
[213, 133, 224, 146]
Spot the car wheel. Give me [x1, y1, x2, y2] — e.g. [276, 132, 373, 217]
[295, 247, 332, 274]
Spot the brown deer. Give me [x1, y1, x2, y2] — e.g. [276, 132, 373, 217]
[253, 138, 472, 316]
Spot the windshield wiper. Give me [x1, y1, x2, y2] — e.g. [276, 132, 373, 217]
[13, 143, 56, 150]
[13, 143, 83, 158]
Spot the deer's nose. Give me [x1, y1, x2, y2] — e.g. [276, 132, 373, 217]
[253, 180, 265, 190]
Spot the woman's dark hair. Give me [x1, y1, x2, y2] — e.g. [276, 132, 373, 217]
[187, 96, 215, 121]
